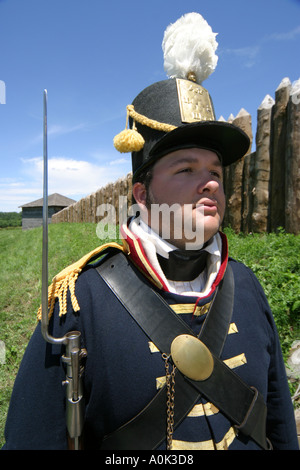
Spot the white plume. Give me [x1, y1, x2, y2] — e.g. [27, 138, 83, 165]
[162, 12, 218, 84]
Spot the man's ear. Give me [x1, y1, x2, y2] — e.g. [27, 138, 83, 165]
[132, 182, 147, 206]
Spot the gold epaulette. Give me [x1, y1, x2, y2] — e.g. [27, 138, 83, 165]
[37, 242, 128, 321]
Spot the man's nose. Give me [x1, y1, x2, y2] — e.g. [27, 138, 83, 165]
[196, 175, 219, 194]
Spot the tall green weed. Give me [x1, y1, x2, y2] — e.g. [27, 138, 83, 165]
[224, 227, 299, 355]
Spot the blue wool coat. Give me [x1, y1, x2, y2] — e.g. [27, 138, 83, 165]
[2, 235, 298, 450]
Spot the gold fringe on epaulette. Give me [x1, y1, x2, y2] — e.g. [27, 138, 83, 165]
[37, 242, 128, 321]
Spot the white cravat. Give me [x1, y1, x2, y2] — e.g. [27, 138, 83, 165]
[129, 219, 222, 297]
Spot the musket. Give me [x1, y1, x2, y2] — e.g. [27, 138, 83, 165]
[41, 90, 86, 450]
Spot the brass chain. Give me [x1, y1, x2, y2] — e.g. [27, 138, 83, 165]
[162, 353, 176, 450]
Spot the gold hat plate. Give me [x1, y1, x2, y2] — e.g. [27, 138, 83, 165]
[176, 79, 215, 123]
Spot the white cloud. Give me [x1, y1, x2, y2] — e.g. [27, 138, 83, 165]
[222, 45, 260, 68]
[24, 156, 130, 195]
[31, 122, 88, 144]
[109, 157, 130, 166]
[221, 24, 300, 69]
[267, 25, 300, 42]
[0, 178, 40, 212]
[0, 156, 131, 212]
[48, 123, 88, 137]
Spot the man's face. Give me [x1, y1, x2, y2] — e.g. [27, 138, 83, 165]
[133, 148, 226, 249]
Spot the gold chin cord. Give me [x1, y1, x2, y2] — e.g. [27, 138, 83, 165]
[41, 90, 87, 449]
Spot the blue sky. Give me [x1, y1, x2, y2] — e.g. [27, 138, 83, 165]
[0, 0, 299, 212]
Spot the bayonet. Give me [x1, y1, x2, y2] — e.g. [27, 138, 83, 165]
[41, 90, 66, 345]
[41, 90, 86, 449]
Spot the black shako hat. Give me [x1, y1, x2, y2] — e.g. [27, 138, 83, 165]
[113, 13, 250, 182]
[129, 78, 250, 181]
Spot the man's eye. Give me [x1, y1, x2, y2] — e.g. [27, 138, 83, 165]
[210, 170, 222, 178]
[177, 167, 192, 174]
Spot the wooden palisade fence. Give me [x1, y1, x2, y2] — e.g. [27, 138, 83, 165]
[52, 77, 300, 235]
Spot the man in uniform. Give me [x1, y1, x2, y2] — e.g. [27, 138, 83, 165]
[2, 13, 298, 450]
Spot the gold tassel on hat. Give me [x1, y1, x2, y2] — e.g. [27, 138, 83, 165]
[113, 127, 145, 153]
[113, 106, 145, 153]
[113, 104, 177, 153]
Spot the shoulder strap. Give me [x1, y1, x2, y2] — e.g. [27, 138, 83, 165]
[95, 251, 270, 450]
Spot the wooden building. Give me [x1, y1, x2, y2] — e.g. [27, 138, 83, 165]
[20, 193, 76, 230]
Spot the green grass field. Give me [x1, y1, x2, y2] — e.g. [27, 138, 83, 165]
[0, 223, 299, 447]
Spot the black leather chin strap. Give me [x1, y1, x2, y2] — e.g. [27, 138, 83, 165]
[95, 251, 270, 450]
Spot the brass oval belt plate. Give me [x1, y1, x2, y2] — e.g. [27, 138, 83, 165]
[170, 334, 214, 381]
